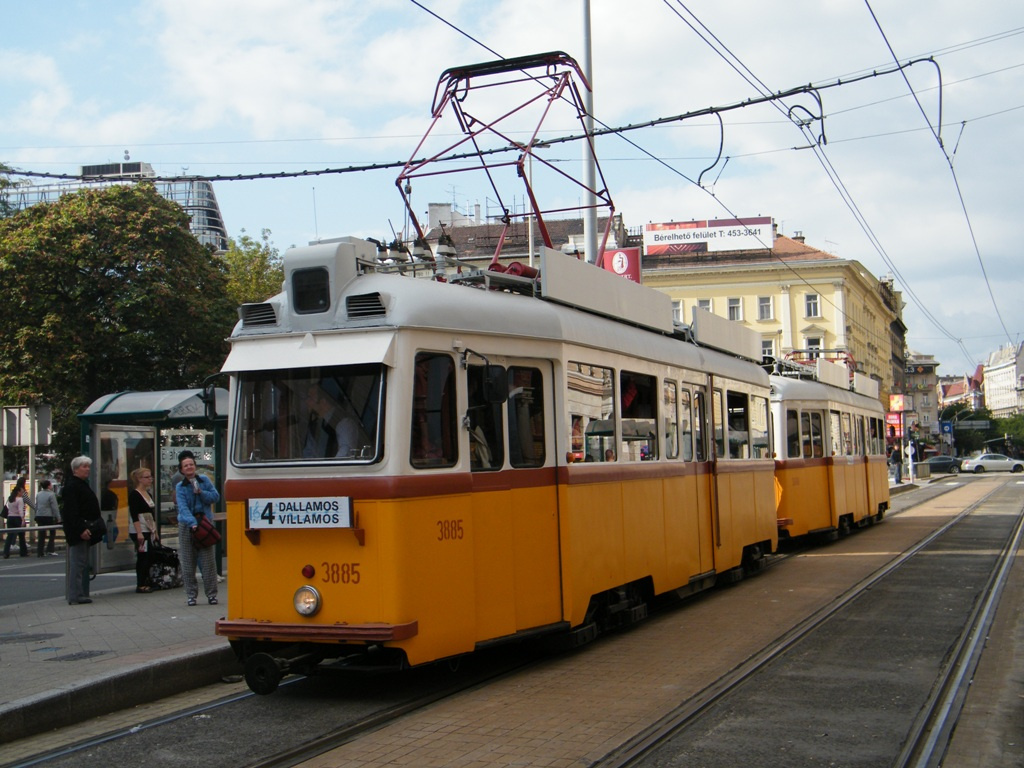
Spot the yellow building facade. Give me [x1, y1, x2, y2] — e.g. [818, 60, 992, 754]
[641, 234, 904, 408]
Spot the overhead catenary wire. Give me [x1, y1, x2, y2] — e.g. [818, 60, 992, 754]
[662, 0, 981, 370]
[1, 4, 1016, 368]
[864, 0, 1016, 353]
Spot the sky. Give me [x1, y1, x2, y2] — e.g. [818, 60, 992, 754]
[2, 0, 1022, 378]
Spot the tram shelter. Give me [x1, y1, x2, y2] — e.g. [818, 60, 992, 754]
[78, 388, 227, 575]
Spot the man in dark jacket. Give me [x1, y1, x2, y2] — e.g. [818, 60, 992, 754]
[62, 455, 101, 605]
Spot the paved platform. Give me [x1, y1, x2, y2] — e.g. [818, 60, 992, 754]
[0, 569, 239, 744]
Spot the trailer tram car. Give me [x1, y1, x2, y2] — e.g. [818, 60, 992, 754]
[215, 238, 781, 694]
[768, 359, 890, 542]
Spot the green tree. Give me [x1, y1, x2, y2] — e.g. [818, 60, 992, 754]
[0, 183, 237, 465]
[0, 163, 14, 218]
[221, 228, 283, 307]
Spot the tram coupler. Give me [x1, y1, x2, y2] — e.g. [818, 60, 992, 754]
[243, 651, 322, 695]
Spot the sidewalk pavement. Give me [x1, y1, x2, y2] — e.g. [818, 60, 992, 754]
[0, 574, 240, 744]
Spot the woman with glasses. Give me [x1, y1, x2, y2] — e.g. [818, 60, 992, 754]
[128, 467, 159, 593]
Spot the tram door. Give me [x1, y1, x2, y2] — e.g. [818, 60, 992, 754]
[466, 359, 561, 635]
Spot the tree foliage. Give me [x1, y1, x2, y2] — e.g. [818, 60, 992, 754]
[220, 228, 283, 307]
[0, 183, 237, 464]
[0, 164, 14, 219]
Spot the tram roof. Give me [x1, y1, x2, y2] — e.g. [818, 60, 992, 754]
[225, 240, 767, 386]
[769, 375, 883, 413]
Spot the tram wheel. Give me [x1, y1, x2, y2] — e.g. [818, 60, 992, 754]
[244, 652, 284, 695]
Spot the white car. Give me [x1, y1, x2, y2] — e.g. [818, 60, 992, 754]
[961, 453, 1024, 474]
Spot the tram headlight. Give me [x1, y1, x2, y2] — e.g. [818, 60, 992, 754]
[293, 585, 322, 617]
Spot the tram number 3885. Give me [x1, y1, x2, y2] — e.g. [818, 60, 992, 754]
[321, 563, 361, 584]
[437, 519, 465, 541]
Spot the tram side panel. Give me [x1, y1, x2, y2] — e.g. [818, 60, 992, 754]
[388, 493, 482, 663]
[660, 467, 714, 591]
[469, 480, 562, 640]
[713, 462, 778, 569]
[867, 455, 890, 516]
[469, 487, 517, 641]
[558, 472, 627, 627]
[508, 482, 562, 629]
[775, 459, 833, 537]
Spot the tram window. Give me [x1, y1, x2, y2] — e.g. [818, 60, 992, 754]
[787, 409, 801, 458]
[508, 366, 545, 468]
[712, 390, 725, 458]
[693, 389, 707, 462]
[829, 411, 842, 456]
[663, 380, 678, 460]
[680, 388, 693, 461]
[870, 418, 884, 455]
[621, 371, 657, 461]
[856, 416, 866, 455]
[411, 353, 457, 468]
[233, 364, 383, 464]
[840, 413, 853, 455]
[568, 361, 616, 462]
[467, 365, 503, 471]
[750, 395, 770, 458]
[802, 411, 824, 458]
[725, 390, 749, 459]
[810, 412, 824, 457]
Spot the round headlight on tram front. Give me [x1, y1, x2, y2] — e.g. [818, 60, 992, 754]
[293, 585, 322, 617]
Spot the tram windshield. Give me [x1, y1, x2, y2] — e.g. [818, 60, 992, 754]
[233, 364, 384, 464]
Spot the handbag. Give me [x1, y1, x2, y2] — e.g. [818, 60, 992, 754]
[148, 543, 183, 590]
[192, 513, 221, 549]
[87, 516, 107, 547]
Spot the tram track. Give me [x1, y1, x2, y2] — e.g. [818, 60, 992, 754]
[594, 479, 1024, 768]
[8, 646, 543, 768]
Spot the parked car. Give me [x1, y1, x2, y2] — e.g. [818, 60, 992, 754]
[960, 453, 1024, 474]
[924, 455, 962, 474]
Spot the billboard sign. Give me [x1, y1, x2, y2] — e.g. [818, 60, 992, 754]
[643, 217, 772, 256]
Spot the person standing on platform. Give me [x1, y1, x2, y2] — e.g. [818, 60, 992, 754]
[128, 468, 158, 593]
[174, 450, 220, 607]
[34, 479, 60, 557]
[62, 456, 101, 605]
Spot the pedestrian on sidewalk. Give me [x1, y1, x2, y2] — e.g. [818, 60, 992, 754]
[62, 456, 101, 605]
[889, 447, 903, 484]
[175, 450, 220, 607]
[3, 481, 29, 558]
[128, 467, 158, 593]
[34, 479, 60, 557]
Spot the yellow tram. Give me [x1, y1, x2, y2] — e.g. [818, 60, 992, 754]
[215, 238, 780, 693]
[768, 359, 890, 540]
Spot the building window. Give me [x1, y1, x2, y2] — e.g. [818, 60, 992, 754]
[761, 338, 775, 362]
[805, 293, 820, 317]
[672, 300, 683, 322]
[728, 297, 742, 321]
[806, 336, 821, 359]
[758, 296, 773, 320]
[697, 298, 712, 313]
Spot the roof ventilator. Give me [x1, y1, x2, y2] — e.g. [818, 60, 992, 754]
[346, 292, 386, 319]
[239, 303, 278, 327]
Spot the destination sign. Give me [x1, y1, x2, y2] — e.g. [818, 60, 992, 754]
[247, 497, 352, 529]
